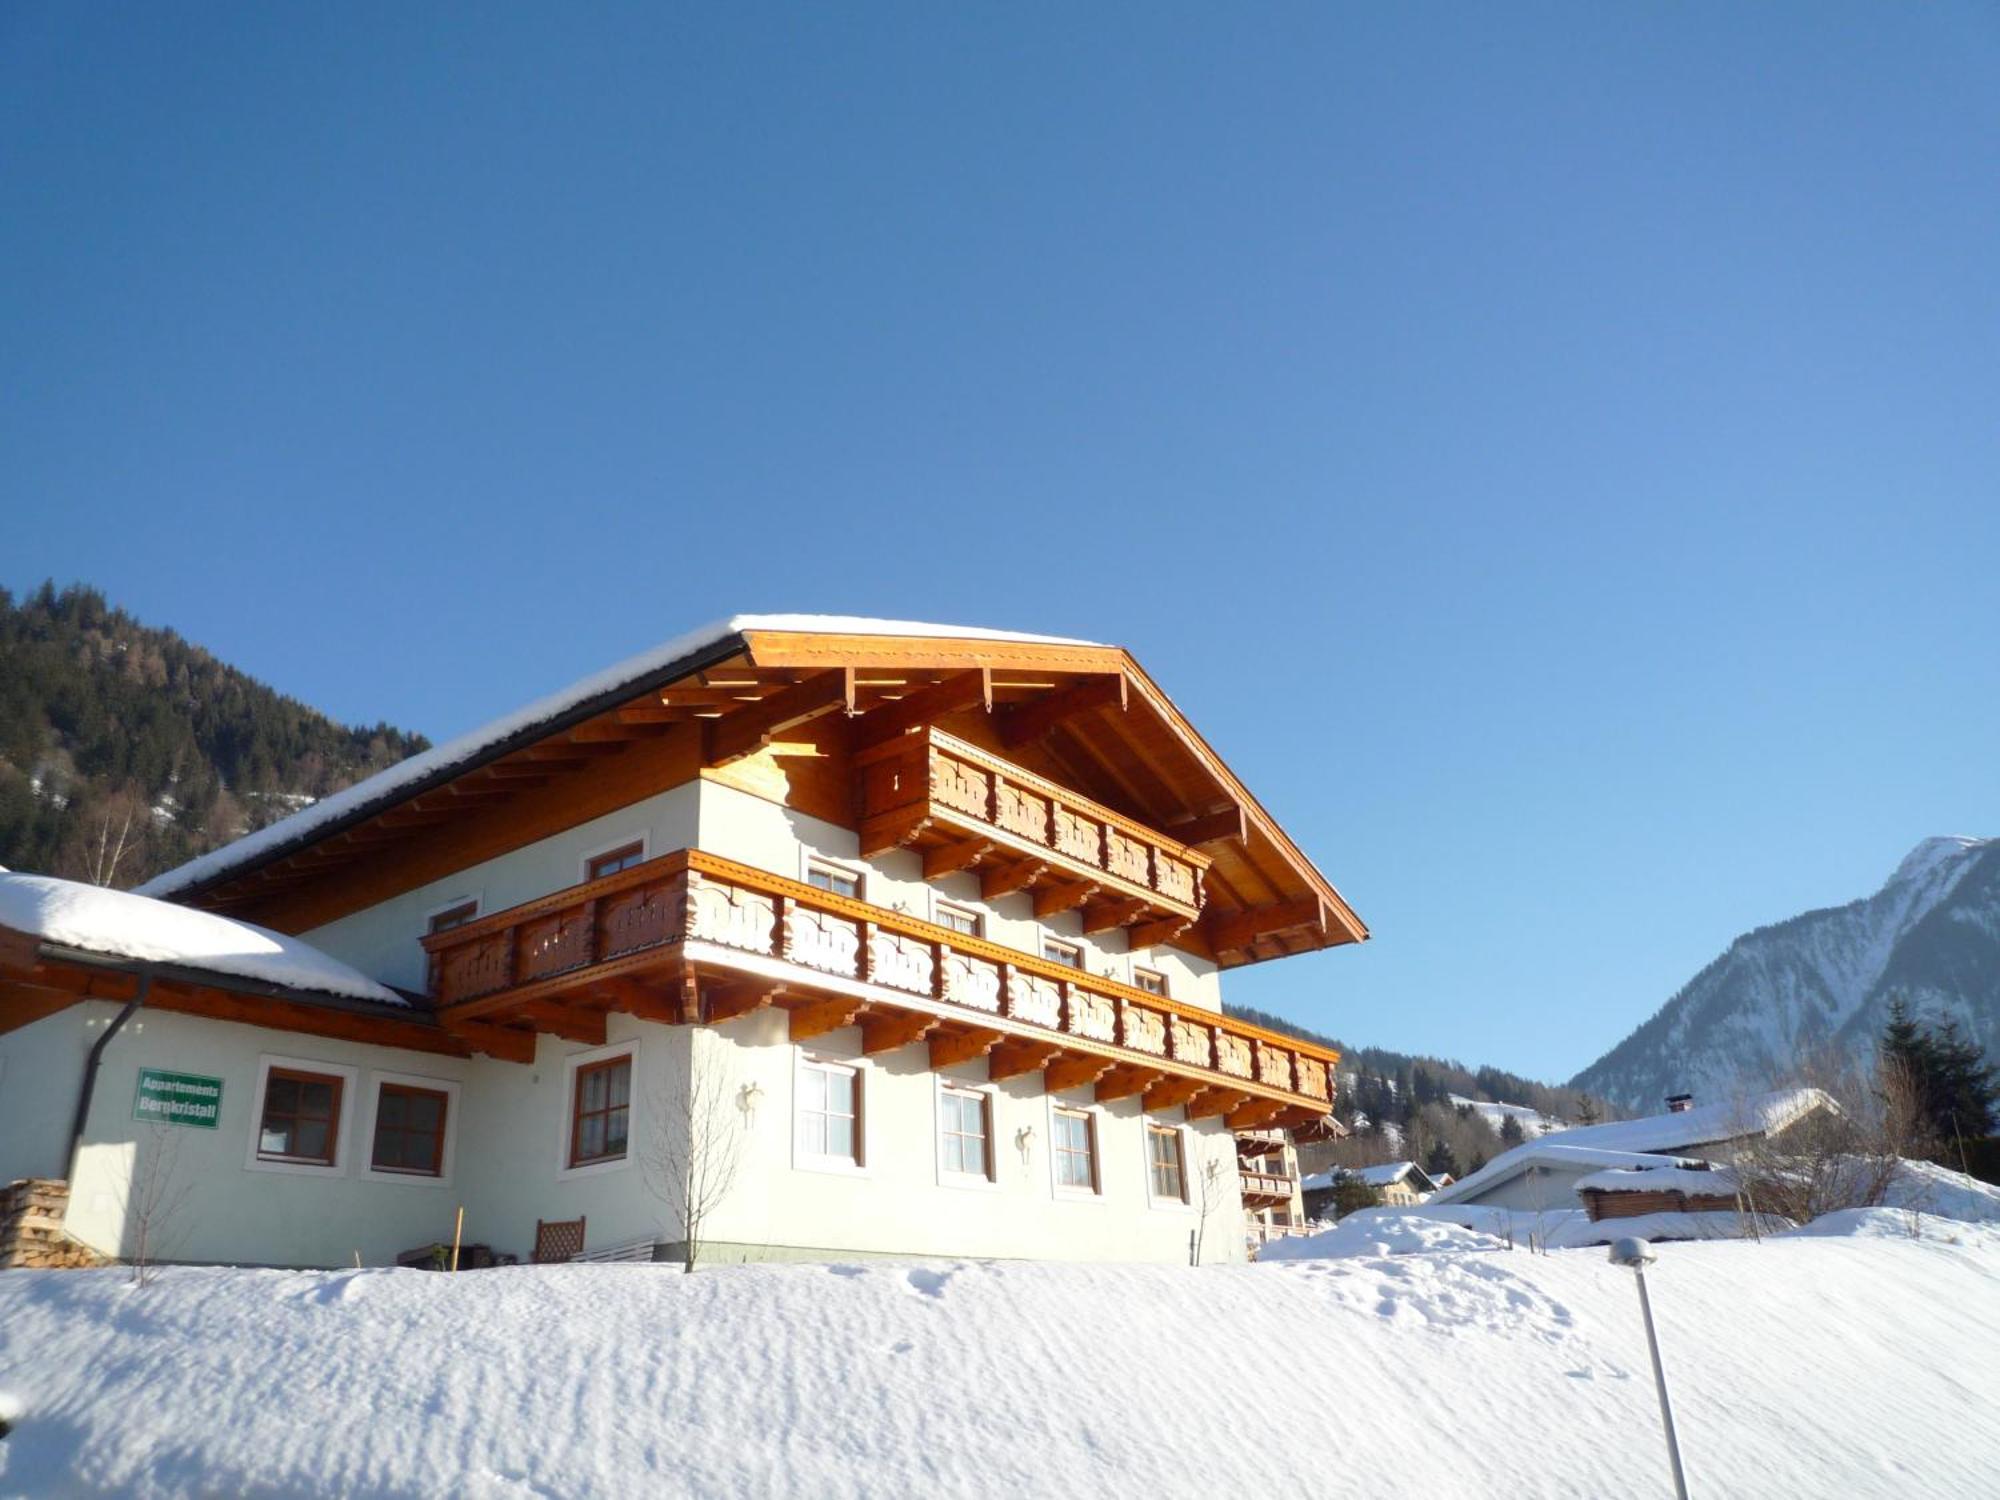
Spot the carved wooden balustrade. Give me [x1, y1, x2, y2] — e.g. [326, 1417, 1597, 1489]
[1239, 1169, 1298, 1205]
[854, 728, 1210, 940]
[422, 848, 1336, 1117]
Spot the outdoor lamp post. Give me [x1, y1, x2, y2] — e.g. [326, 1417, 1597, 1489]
[1609, 1236, 1690, 1500]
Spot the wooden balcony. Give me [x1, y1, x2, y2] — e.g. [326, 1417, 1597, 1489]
[854, 727, 1212, 945]
[422, 848, 1336, 1122]
[1239, 1169, 1297, 1207]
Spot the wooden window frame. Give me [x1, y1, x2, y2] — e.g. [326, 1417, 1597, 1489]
[937, 1082, 996, 1185]
[368, 1082, 450, 1178]
[1050, 1103, 1101, 1197]
[425, 899, 480, 935]
[795, 1054, 866, 1173]
[934, 900, 983, 938]
[1041, 937, 1083, 969]
[803, 857, 865, 901]
[582, 835, 648, 884]
[251, 1063, 348, 1171]
[1146, 1121, 1190, 1206]
[1132, 967, 1168, 998]
[567, 1054, 633, 1169]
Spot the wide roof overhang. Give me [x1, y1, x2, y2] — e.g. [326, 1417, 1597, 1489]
[144, 620, 1368, 967]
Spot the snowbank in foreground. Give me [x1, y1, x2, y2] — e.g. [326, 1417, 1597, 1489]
[5, 1232, 1999, 1498]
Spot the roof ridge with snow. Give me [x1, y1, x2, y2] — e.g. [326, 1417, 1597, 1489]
[137, 614, 1105, 902]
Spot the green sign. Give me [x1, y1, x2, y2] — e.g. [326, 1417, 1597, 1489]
[133, 1068, 223, 1129]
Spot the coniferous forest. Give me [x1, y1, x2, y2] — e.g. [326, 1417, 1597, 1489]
[0, 582, 428, 888]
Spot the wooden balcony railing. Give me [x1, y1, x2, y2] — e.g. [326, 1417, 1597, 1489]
[1239, 1169, 1298, 1204]
[421, 847, 1335, 1114]
[855, 727, 1210, 939]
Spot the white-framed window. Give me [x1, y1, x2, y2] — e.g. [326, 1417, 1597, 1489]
[1049, 1102, 1101, 1197]
[934, 900, 982, 938]
[937, 1081, 996, 1185]
[360, 1071, 462, 1186]
[1146, 1121, 1191, 1207]
[803, 857, 864, 900]
[1132, 967, 1168, 997]
[558, 1041, 637, 1179]
[582, 834, 648, 883]
[795, 1054, 865, 1172]
[245, 1055, 358, 1177]
[1042, 938, 1082, 968]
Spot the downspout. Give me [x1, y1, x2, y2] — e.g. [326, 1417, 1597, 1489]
[65, 970, 152, 1182]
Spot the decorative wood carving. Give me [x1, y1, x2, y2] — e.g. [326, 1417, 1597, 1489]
[1125, 1004, 1167, 1056]
[1053, 807, 1101, 866]
[941, 952, 1003, 1013]
[869, 929, 934, 995]
[930, 749, 991, 819]
[1105, 828, 1148, 885]
[1068, 988, 1117, 1043]
[783, 905, 861, 977]
[993, 780, 1050, 844]
[1008, 971, 1063, 1031]
[687, 876, 776, 955]
[1215, 1032, 1253, 1078]
[1170, 1016, 1213, 1068]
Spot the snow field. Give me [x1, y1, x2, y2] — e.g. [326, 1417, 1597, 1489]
[4, 1227, 1999, 1498]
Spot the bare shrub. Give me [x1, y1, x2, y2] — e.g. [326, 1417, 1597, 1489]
[641, 1038, 745, 1274]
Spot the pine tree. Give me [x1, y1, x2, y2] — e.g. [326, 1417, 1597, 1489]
[1423, 1139, 1459, 1180]
[1878, 998, 2000, 1163]
[1499, 1113, 1526, 1146]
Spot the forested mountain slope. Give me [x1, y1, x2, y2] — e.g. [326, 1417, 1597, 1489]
[0, 583, 428, 887]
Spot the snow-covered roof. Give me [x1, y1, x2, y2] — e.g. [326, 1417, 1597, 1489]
[1429, 1089, 1835, 1208]
[1574, 1165, 1739, 1196]
[1429, 1145, 1702, 1206]
[1300, 1162, 1437, 1193]
[138, 614, 1105, 901]
[1542, 1210, 1790, 1249]
[0, 871, 405, 1007]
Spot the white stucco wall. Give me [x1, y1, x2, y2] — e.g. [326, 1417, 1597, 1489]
[4, 1001, 1243, 1268]
[300, 783, 700, 992]
[692, 1009, 1245, 1265]
[1453, 1165, 1592, 1215]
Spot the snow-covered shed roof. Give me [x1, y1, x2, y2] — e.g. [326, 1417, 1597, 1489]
[1428, 1091, 1834, 1207]
[0, 871, 405, 1007]
[1574, 1165, 1739, 1196]
[139, 615, 1099, 904]
[1300, 1162, 1439, 1194]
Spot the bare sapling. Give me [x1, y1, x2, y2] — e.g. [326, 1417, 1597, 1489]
[642, 1040, 746, 1273]
[128, 1124, 193, 1287]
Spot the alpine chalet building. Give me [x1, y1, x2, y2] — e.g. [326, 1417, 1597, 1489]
[0, 617, 1362, 1268]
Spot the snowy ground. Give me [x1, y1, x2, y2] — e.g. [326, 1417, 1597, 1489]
[4, 1222, 1999, 1498]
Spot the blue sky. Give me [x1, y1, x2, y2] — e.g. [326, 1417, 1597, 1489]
[5, 5, 1997, 1081]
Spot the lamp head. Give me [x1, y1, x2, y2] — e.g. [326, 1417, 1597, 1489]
[1608, 1236, 1657, 1269]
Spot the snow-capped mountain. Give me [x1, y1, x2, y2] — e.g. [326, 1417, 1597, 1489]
[1572, 836, 2000, 1113]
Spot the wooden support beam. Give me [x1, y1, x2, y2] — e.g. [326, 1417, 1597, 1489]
[861, 1009, 940, 1055]
[923, 836, 995, 881]
[568, 719, 655, 744]
[1127, 913, 1194, 951]
[508, 1001, 606, 1046]
[1080, 895, 1147, 934]
[442, 1019, 535, 1065]
[1187, 1087, 1251, 1121]
[788, 996, 867, 1042]
[1033, 879, 1099, 919]
[852, 669, 993, 749]
[1142, 1075, 1206, 1113]
[986, 1037, 1062, 1083]
[928, 1026, 1001, 1070]
[704, 668, 857, 766]
[980, 858, 1047, 901]
[1207, 896, 1326, 955]
[1043, 1053, 1113, 1094]
[706, 981, 784, 1025]
[998, 675, 1128, 748]
[1164, 805, 1248, 848]
[595, 976, 677, 1023]
[1094, 1063, 1162, 1103]
[1228, 1099, 1291, 1131]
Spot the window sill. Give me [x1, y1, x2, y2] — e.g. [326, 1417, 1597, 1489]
[558, 1154, 632, 1182]
[793, 1154, 869, 1179]
[245, 1155, 345, 1179]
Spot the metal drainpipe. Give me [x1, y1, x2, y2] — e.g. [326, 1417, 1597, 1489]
[65, 970, 152, 1182]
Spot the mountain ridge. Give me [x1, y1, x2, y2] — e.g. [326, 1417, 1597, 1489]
[1572, 835, 2000, 1111]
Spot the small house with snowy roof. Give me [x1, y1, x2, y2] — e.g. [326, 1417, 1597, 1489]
[1, 617, 1363, 1269]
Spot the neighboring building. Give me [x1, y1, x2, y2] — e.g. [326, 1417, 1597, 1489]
[1427, 1089, 1836, 1213]
[1299, 1160, 1438, 1218]
[1, 616, 1367, 1269]
[1235, 1125, 1308, 1249]
[1575, 1164, 1740, 1222]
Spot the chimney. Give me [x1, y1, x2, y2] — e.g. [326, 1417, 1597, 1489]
[1665, 1093, 1694, 1114]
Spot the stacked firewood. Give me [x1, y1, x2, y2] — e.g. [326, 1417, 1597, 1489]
[0, 1179, 108, 1269]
